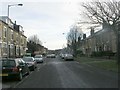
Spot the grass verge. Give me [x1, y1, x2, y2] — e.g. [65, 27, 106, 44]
[75, 56, 118, 72]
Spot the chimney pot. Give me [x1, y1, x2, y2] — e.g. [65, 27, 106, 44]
[90, 27, 94, 36]
[15, 21, 16, 24]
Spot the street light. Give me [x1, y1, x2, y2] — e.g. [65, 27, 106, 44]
[7, 3, 23, 58]
[8, 4, 23, 17]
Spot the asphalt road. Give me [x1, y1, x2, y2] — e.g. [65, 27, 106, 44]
[2, 57, 118, 88]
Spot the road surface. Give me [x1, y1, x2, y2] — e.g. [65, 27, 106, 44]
[2, 57, 118, 88]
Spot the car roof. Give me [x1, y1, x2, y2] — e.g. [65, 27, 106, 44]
[0, 58, 22, 66]
[35, 55, 42, 56]
[0, 58, 15, 60]
[23, 57, 34, 58]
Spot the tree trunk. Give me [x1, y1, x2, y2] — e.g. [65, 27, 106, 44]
[110, 24, 119, 63]
[117, 27, 120, 64]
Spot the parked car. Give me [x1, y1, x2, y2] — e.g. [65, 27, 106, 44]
[50, 54, 56, 58]
[64, 54, 74, 61]
[22, 57, 37, 71]
[46, 54, 56, 58]
[46, 54, 51, 58]
[60, 54, 65, 59]
[34, 55, 43, 63]
[0, 58, 30, 81]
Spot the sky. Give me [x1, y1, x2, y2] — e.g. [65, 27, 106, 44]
[0, 0, 92, 50]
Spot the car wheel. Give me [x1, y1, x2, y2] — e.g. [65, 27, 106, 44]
[27, 69, 30, 75]
[35, 65, 37, 68]
[32, 66, 35, 71]
[17, 72, 23, 81]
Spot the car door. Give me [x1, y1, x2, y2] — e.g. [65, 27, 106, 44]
[21, 59, 30, 74]
[18, 59, 26, 75]
[32, 57, 37, 68]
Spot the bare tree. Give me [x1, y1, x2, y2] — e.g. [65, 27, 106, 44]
[27, 35, 42, 55]
[67, 26, 83, 57]
[28, 35, 42, 45]
[81, 0, 120, 62]
[81, 0, 120, 34]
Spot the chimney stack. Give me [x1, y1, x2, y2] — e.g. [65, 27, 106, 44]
[15, 21, 16, 25]
[83, 34, 86, 39]
[90, 27, 94, 36]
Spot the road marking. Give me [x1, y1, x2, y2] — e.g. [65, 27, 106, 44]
[76, 61, 80, 64]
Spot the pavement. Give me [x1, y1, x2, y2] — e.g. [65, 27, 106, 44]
[1, 56, 118, 88]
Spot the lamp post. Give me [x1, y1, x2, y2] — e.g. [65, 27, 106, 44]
[8, 4, 23, 17]
[7, 3, 23, 58]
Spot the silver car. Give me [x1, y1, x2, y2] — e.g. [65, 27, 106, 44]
[64, 54, 74, 61]
[34, 55, 43, 63]
[22, 57, 37, 71]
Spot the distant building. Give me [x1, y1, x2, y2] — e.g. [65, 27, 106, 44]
[0, 16, 27, 58]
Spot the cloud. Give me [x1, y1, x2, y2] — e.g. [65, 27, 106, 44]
[1, 0, 91, 3]
[0, 1, 81, 50]
[44, 39, 67, 50]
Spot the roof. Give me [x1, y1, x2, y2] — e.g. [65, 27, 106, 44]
[0, 18, 27, 38]
[84, 28, 113, 40]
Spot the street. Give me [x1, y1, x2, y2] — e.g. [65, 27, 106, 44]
[2, 57, 118, 88]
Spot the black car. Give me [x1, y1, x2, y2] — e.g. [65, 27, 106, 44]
[0, 58, 30, 81]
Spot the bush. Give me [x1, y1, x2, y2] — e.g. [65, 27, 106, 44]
[91, 51, 115, 57]
[76, 50, 85, 56]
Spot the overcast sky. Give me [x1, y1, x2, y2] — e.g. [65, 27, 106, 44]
[0, 0, 92, 50]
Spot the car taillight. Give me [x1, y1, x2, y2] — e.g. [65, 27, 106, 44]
[12, 67, 19, 72]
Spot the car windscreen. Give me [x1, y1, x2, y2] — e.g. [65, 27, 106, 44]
[23, 58, 33, 62]
[0, 60, 16, 67]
